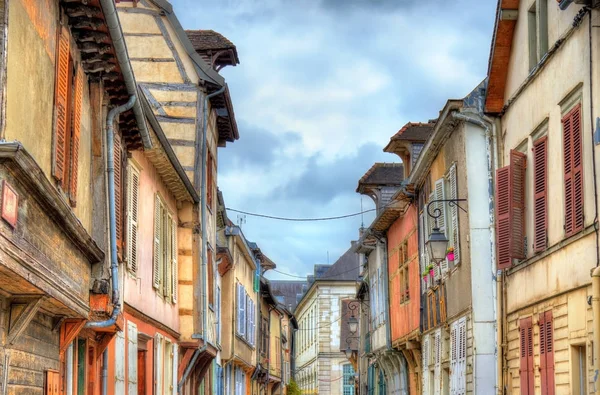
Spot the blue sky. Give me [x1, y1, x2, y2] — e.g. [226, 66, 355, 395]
[171, 0, 497, 280]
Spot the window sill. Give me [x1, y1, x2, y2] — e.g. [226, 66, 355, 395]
[235, 334, 255, 349]
[506, 224, 595, 276]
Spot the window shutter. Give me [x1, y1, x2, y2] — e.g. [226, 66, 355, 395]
[519, 317, 534, 395]
[127, 166, 140, 274]
[434, 178, 447, 232]
[448, 164, 460, 264]
[115, 329, 125, 393]
[53, 25, 71, 186]
[450, 323, 457, 394]
[171, 218, 178, 303]
[216, 287, 221, 343]
[153, 195, 162, 290]
[246, 292, 251, 342]
[127, 322, 138, 395]
[540, 310, 555, 395]
[457, 318, 466, 395]
[164, 215, 173, 299]
[563, 104, 584, 236]
[154, 334, 163, 395]
[496, 166, 511, 269]
[422, 335, 429, 395]
[510, 150, 526, 260]
[236, 283, 241, 334]
[434, 330, 441, 395]
[533, 137, 548, 252]
[68, 66, 84, 206]
[172, 345, 178, 395]
[114, 133, 123, 250]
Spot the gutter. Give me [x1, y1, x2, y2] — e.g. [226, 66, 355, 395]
[86, 95, 137, 329]
[98, 0, 152, 149]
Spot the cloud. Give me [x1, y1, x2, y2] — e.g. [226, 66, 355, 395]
[170, 0, 496, 279]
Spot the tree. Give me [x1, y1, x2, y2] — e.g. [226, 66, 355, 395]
[287, 378, 302, 395]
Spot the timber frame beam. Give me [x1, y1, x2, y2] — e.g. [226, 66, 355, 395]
[6, 296, 44, 347]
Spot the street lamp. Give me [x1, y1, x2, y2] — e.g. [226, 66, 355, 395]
[348, 315, 358, 334]
[426, 226, 449, 263]
[345, 344, 353, 359]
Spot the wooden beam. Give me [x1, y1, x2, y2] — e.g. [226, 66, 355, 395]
[95, 333, 115, 357]
[6, 296, 44, 346]
[59, 319, 87, 355]
[178, 348, 196, 381]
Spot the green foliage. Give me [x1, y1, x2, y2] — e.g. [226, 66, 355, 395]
[287, 378, 302, 395]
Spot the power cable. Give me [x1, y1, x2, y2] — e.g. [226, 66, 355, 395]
[272, 265, 361, 280]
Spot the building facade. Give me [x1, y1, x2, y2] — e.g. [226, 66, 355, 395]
[486, 1, 600, 393]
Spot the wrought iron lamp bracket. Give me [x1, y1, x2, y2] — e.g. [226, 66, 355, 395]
[426, 199, 467, 222]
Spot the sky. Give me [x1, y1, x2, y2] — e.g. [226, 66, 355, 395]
[171, 0, 497, 280]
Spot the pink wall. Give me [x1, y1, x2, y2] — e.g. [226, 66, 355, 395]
[123, 150, 179, 332]
[387, 204, 420, 342]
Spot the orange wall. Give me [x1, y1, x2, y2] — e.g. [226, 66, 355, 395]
[387, 204, 420, 342]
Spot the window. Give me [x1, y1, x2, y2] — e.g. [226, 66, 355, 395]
[234, 367, 246, 395]
[399, 240, 410, 303]
[495, 151, 526, 269]
[412, 143, 424, 167]
[153, 195, 178, 302]
[519, 317, 534, 395]
[236, 283, 255, 345]
[533, 136, 548, 252]
[563, 103, 584, 237]
[539, 310, 555, 395]
[207, 150, 214, 209]
[53, 23, 84, 207]
[343, 364, 355, 395]
[571, 344, 587, 395]
[528, 0, 548, 71]
[261, 316, 269, 356]
[450, 318, 466, 395]
[126, 163, 140, 274]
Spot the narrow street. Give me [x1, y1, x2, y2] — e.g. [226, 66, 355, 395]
[0, 0, 598, 394]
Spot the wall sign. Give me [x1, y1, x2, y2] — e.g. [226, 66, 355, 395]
[2, 180, 18, 228]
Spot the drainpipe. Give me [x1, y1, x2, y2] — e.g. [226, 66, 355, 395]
[98, 0, 151, 149]
[86, 95, 136, 329]
[101, 349, 109, 395]
[451, 111, 500, 395]
[200, 86, 226, 342]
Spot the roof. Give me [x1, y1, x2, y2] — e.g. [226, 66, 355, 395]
[356, 163, 404, 193]
[186, 30, 240, 70]
[390, 122, 434, 142]
[320, 246, 361, 282]
[269, 281, 307, 312]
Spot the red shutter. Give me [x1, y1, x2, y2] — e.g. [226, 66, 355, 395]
[519, 317, 534, 395]
[496, 166, 511, 269]
[69, 66, 84, 206]
[533, 137, 548, 252]
[510, 150, 526, 259]
[563, 103, 584, 236]
[542, 310, 555, 395]
[114, 133, 123, 249]
[53, 25, 71, 186]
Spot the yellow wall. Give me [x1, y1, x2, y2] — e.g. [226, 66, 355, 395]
[269, 310, 282, 379]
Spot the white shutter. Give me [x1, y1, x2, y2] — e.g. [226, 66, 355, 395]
[216, 286, 221, 344]
[127, 165, 140, 274]
[164, 215, 173, 299]
[154, 334, 163, 395]
[422, 335, 429, 395]
[164, 341, 173, 395]
[153, 195, 162, 290]
[172, 344, 178, 395]
[448, 164, 460, 265]
[171, 218, 178, 303]
[127, 322, 138, 394]
[115, 329, 125, 393]
[246, 292, 251, 342]
[236, 283, 241, 334]
[450, 322, 458, 395]
[238, 284, 246, 336]
[457, 318, 467, 395]
[434, 330, 441, 395]
[434, 178, 447, 232]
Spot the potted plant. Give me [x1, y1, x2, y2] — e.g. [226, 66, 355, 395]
[446, 246, 455, 262]
[426, 264, 435, 282]
[422, 268, 428, 283]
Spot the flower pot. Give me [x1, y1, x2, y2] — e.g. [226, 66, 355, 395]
[447, 252, 455, 261]
[429, 269, 434, 277]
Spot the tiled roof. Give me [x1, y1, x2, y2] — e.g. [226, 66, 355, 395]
[269, 280, 307, 312]
[357, 163, 404, 189]
[321, 246, 360, 282]
[186, 29, 236, 51]
[390, 122, 435, 142]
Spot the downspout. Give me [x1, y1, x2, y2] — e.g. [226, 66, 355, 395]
[279, 315, 283, 395]
[101, 348, 109, 395]
[201, 86, 226, 342]
[593, 266, 600, 395]
[98, 0, 151, 149]
[86, 95, 136, 329]
[451, 111, 500, 395]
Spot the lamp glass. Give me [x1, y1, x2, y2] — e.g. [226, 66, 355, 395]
[426, 227, 449, 263]
[348, 316, 358, 334]
[345, 345, 353, 359]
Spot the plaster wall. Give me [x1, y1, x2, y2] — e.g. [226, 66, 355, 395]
[5, 0, 94, 232]
[123, 150, 180, 332]
[367, 244, 387, 352]
[269, 309, 282, 379]
[387, 204, 420, 344]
